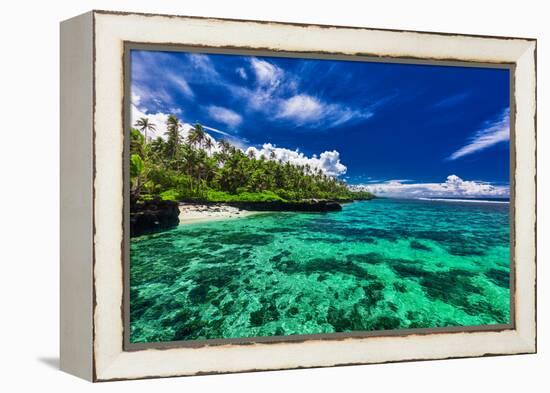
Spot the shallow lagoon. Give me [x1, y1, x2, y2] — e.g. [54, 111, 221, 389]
[130, 198, 510, 343]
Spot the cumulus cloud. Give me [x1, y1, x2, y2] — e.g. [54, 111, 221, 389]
[245, 143, 347, 177]
[354, 175, 509, 198]
[207, 105, 243, 127]
[131, 104, 170, 140]
[131, 104, 196, 143]
[448, 108, 510, 160]
[277, 94, 323, 123]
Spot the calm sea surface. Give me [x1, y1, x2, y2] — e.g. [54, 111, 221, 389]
[130, 198, 510, 343]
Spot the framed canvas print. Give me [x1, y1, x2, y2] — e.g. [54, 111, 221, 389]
[60, 10, 537, 382]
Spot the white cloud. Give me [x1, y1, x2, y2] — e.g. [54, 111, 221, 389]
[131, 51, 195, 110]
[245, 143, 347, 177]
[249, 58, 283, 87]
[277, 94, 373, 127]
[202, 125, 233, 137]
[203, 125, 249, 151]
[187, 53, 220, 80]
[230, 58, 288, 111]
[131, 105, 196, 144]
[353, 175, 509, 198]
[132, 83, 179, 110]
[448, 108, 510, 160]
[225, 58, 374, 129]
[132, 92, 141, 106]
[236, 67, 247, 79]
[166, 73, 194, 98]
[277, 95, 324, 123]
[131, 104, 170, 140]
[207, 105, 243, 127]
[433, 92, 470, 109]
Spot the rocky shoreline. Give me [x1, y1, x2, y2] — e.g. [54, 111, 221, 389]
[130, 197, 180, 237]
[130, 198, 344, 237]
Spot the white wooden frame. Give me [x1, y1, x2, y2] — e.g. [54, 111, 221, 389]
[60, 10, 536, 382]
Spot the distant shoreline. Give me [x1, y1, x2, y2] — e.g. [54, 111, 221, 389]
[417, 197, 509, 204]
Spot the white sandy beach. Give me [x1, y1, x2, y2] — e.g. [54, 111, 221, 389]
[178, 203, 262, 225]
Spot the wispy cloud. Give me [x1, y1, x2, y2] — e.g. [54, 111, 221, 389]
[433, 92, 470, 109]
[447, 108, 510, 160]
[249, 58, 283, 88]
[276, 94, 372, 127]
[187, 53, 220, 80]
[207, 105, 243, 128]
[232, 58, 373, 128]
[236, 67, 247, 80]
[166, 73, 194, 98]
[202, 125, 250, 150]
[202, 125, 233, 137]
[131, 51, 194, 112]
[354, 175, 509, 198]
[133, 51, 379, 131]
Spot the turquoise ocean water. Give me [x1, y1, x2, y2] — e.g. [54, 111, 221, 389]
[130, 198, 510, 343]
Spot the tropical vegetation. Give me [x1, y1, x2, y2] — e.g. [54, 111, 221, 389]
[129, 116, 375, 203]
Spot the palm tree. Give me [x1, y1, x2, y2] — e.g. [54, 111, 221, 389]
[134, 117, 157, 143]
[218, 139, 232, 155]
[194, 149, 209, 194]
[203, 137, 215, 152]
[165, 115, 181, 159]
[187, 123, 207, 149]
[149, 137, 165, 158]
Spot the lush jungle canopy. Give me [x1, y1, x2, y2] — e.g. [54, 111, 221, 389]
[129, 116, 374, 203]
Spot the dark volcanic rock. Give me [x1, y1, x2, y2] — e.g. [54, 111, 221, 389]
[226, 199, 342, 212]
[130, 197, 180, 237]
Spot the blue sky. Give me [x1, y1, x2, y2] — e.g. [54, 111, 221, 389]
[131, 49, 510, 198]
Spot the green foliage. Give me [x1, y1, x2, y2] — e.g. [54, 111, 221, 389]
[159, 189, 181, 201]
[205, 190, 286, 203]
[349, 191, 376, 200]
[130, 154, 144, 178]
[130, 128, 145, 157]
[130, 115, 375, 203]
